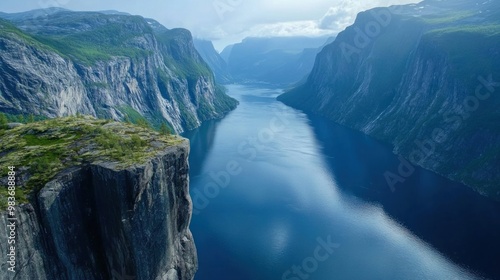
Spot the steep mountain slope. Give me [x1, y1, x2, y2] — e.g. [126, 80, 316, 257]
[0, 10, 238, 133]
[225, 36, 333, 86]
[279, 0, 500, 199]
[193, 39, 232, 84]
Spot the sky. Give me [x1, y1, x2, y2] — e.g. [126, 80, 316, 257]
[0, 0, 420, 51]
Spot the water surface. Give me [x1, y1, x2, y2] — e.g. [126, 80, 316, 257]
[184, 85, 500, 280]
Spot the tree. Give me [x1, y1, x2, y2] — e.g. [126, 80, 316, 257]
[0, 113, 7, 129]
[130, 135, 145, 147]
[136, 118, 150, 128]
[159, 123, 171, 135]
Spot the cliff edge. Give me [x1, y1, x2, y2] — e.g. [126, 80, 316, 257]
[0, 117, 197, 279]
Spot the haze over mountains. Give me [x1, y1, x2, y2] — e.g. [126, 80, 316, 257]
[192, 0, 500, 200]
[221, 36, 334, 86]
[193, 35, 336, 86]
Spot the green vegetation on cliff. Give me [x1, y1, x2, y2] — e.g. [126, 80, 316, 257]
[424, 24, 500, 79]
[1, 16, 150, 65]
[0, 11, 238, 134]
[27, 13, 152, 65]
[0, 19, 60, 54]
[0, 116, 184, 210]
[156, 28, 214, 79]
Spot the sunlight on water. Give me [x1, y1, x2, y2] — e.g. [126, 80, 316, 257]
[185, 85, 497, 280]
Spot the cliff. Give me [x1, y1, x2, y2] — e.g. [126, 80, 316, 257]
[279, 0, 500, 200]
[0, 117, 197, 279]
[193, 39, 232, 84]
[0, 10, 238, 133]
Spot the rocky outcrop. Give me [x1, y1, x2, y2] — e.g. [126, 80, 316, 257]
[0, 10, 238, 133]
[0, 119, 197, 280]
[279, 0, 500, 199]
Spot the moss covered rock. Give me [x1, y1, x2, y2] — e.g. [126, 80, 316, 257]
[0, 115, 184, 210]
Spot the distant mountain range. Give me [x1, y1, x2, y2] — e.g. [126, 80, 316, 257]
[0, 9, 237, 133]
[279, 0, 500, 200]
[222, 36, 334, 86]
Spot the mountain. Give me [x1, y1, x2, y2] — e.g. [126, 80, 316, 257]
[224, 36, 333, 86]
[0, 10, 238, 133]
[193, 39, 232, 84]
[279, 0, 500, 200]
[0, 7, 69, 22]
[0, 117, 197, 279]
[98, 10, 131, 16]
[220, 44, 233, 62]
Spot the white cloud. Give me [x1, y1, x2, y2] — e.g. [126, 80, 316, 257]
[0, 0, 421, 49]
[318, 1, 362, 31]
[246, 21, 332, 37]
[208, 0, 420, 45]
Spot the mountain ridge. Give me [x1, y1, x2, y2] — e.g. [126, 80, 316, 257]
[0, 10, 238, 133]
[224, 36, 333, 86]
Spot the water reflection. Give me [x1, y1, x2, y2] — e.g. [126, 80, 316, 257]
[308, 114, 500, 279]
[182, 118, 221, 175]
[186, 85, 499, 280]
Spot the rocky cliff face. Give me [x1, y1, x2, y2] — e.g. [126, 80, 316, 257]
[279, 0, 500, 199]
[0, 118, 197, 280]
[0, 10, 238, 133]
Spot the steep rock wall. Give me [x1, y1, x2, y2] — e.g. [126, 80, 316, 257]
[279, 0, 500, 199]
[0, 13, 238, 133]
[0, 140, 196, 280]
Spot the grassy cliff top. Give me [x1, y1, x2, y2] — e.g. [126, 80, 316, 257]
[0, 116, 185, 210]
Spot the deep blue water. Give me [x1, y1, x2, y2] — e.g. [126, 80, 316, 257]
[183, 85, 500, 280]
